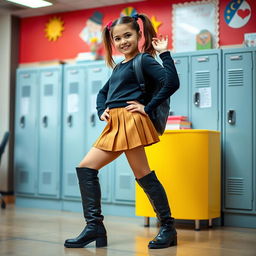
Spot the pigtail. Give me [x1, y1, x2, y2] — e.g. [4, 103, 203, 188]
[102, 26, 115, 68]
[138, 14, 157, 56]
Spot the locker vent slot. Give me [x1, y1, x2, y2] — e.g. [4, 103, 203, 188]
[195, 71, 210, 87]
[69, 82, 78, 94]
[42, 172, 52, 185]
[92, 81, 102, 94]
[119, 174, 131, 190]
[227, 69, 243, 86]
[67, 173, 77, 186]
[227, 177, 244, 195]
[19, 170, 29, 184]
[22, 86, 31, 97]
[44, 84, 53, 96]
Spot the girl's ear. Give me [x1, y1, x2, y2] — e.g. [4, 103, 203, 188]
[138, 30, 142, 40]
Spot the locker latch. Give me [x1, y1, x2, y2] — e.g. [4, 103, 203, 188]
[42, 116, 48, 128]
[67, 115, 73, 127]
[20, 116, 25, 128]
[194, 92, 200, 107]
[90, 113, 96, 127]
[227, 110, 236, 125]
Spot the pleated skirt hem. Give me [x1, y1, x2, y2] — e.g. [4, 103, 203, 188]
[93, 108, 160, 152]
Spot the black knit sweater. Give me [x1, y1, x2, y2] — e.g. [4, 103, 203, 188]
[96, 51, 180, 120]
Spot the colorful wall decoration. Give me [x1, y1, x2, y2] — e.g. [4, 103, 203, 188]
[19, 0, 256, 63]
[224, 0, 251, 28]
[45, 16, 64, 41]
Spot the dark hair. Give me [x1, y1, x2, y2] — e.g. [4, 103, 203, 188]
[102, 14, 157, 68]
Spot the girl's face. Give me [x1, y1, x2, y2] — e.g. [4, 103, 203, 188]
[112, 24, 141, 59]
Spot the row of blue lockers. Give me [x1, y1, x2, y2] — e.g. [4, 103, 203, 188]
[14, 47, 256, 219]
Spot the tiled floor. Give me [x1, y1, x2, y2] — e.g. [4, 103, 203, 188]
[1, 206, 256, 256]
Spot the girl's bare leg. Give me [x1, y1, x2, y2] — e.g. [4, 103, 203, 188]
[79, 147, 123, 170]
[124, 146, 151, 179]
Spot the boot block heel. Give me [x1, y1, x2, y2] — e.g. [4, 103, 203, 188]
[170, 235, 177, 246]
[96, 236, 107, 247]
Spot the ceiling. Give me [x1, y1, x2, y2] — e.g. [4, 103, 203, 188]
[0, 0, 144, 17]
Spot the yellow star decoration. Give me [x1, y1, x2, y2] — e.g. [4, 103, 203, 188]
[151, 16, 162, 33]
[45, 17, 64, 41]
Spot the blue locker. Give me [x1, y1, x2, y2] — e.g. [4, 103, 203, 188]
[62, 65, 87, 198]
[15, 68, 39, 195]
[171, 54, 189, 117]
[38, 67, 62, 197]
[113, 154, 135, 204]
[223, 48, 254, 211]
[85, 62, 112, 202]
[190, 50, 221, 130]
[85, 63, 110, 149]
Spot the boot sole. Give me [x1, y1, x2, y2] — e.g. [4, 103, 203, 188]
[148, 236, 177, 249]
[64, 236, 107, 248]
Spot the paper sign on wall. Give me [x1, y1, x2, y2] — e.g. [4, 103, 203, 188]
[199, 87, 212, 108]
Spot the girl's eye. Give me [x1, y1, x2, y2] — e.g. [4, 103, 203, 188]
[114, 38, 120, 41]
[125, 34, 131, 38]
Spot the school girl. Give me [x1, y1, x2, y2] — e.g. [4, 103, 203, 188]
[64, 13, 180, 249]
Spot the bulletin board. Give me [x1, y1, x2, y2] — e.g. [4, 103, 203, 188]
[172, 0, 219, 52]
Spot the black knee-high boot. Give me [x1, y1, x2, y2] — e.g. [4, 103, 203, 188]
[136, 171, 177, 249]
[64, 167, 107, 248]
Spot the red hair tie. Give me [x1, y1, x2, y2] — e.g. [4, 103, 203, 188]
[106, 21, 113, 30]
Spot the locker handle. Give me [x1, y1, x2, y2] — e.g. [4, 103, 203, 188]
[197, 57, 209, 62]
[67, 115, 73, 127]
[174, 59, 181, 64]
[22, 74, 30, 78]
[227, 110, 236, 125]
[230, 55, 242, 61]
[194, 92, 200, 107]
[44, 72, 53, 77]
[42, 116, 48, 127]
[20, 116, 25, 128]
[70, 70, 79, 74]
[90, 113, 96, 127]
[92, 68, 102, 72]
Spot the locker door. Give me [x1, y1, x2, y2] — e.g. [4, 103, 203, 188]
[15, 69, 38, 195]
[171, 56, 189, 117]
[62, 66, 87, 198]
[86, 64, 111, 202]
[191, 53, 219, 130]
[38, 67, 62, 197]
[85, 64, 110, 148]
[224, 51, 253, 210]
[114, 154, 135, 204]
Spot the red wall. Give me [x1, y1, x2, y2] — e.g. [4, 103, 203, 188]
[19, 0, 256, 63]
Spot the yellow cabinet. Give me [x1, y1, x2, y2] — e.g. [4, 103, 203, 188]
[136, 130, 221, 230]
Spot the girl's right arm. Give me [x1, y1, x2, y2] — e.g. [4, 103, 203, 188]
[96, 79, 110, 120]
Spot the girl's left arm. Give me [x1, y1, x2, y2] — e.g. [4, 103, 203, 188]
[142, 52, 180, 115]
[96, 79, 110, 120]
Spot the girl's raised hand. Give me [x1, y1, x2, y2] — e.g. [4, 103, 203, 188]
[100, 107, 110, 122]
[152, 34, 168, 54]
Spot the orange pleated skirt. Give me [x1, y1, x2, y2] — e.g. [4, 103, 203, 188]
[93, 108, 160, 152]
